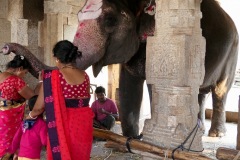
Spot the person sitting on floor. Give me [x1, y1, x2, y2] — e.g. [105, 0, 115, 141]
[91, 86, 119, 130]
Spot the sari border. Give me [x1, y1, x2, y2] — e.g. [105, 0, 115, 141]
[43, 70, 62, 160]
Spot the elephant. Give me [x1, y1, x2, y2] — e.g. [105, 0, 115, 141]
[1, 0, 239, 138]
[73, 0, 239, 138]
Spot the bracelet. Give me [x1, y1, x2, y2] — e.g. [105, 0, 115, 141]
[29, 111, 38, 119]
[39, 80, 43, 83]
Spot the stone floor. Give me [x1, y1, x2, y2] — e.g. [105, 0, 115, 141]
[89, 120, 237, 160]
[40, 119, 237, 160]
[89, 86, 240, 160]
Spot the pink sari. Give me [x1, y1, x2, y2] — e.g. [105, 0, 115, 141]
[0, 103, 25, 157]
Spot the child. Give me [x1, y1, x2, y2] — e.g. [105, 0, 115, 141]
[11, 95, 47, 160]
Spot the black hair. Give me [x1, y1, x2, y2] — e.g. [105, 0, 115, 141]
[95, 86, 106, 94]
[28, 95, 38, 111]
[6, 55, 31, 70]
[52, 40, 82, 64]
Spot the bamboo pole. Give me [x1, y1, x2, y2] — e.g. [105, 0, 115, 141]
[206, 109, 238, 123]
[216, 147, 240, 160]
[93, 128, 212, 160]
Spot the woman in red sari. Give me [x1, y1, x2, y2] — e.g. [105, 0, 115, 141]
[0, 55, 35, 159]
[27, 40, 94, 160]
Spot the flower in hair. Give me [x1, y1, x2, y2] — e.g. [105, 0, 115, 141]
[20, 55, 24, 60]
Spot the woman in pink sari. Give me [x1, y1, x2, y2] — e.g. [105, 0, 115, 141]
[0, 55, 35, 159]
[26, 40, 94, 160]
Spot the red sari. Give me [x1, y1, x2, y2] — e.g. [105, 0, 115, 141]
[43, 70, 94, 160]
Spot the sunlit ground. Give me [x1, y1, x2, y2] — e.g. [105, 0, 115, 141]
[202, 120, 237, 160]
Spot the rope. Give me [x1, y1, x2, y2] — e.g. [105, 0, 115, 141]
[172, 119, 204, 160]
[125, 133, 144, 154]
[125, 137, 134, 153]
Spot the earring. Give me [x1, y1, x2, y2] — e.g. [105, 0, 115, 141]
[56, 59, 59, 63]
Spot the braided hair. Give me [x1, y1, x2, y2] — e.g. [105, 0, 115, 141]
[53, 40, 82, 64]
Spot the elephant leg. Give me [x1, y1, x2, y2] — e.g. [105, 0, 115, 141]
[119, 66, 144, 138]
[208, 86, 228, 137]
[147, 84, 152, 105]
[198, 93, 208, 130]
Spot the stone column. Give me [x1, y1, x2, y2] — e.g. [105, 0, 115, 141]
[0, 0, 11, 45]
[0, 0, 11, 70]
[142, 0, 206, 154]
[42, 13, 64, 66]
[0, 0, 26, 70]
[108, 64, 120, 100]
[42, 0, 86, 66]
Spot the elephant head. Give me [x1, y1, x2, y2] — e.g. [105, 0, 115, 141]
[73, 0, 155, 77]
[0, 0, 156, 138]
[1, 0, 155, 79]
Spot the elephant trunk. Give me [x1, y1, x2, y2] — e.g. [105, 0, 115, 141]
[1, 43, 56, 78]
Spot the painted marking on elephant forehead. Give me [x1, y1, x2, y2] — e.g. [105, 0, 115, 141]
[75, 23, 86, 38]
[75, 32, 80, 38]
[78, 0, 102, 20]
[77, 22, 86, 29]
[82, 0, 102, 12]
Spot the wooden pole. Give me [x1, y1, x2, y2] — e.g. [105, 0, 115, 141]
[205, 109, 238, 123]
[237, 95, 240, 150]
[93, 128, 212, 160]
[216, 147, 240, 160]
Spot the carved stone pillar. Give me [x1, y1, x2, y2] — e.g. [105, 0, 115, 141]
[0, 0, 11, 45]
[42, 13, 64, 66]
[142, 0, 206, 154]
[108, 64, 120, 101]
[0, 0, 25, 70]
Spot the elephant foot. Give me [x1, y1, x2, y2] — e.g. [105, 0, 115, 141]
[208, 129, 226, 137]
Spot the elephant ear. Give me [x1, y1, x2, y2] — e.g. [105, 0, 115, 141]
[136, 0, 156, 41]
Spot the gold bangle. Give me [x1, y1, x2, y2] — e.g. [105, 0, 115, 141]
[29, 111, 38, 119]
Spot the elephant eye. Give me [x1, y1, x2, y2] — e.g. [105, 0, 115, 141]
[104, 15, 117, 27]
